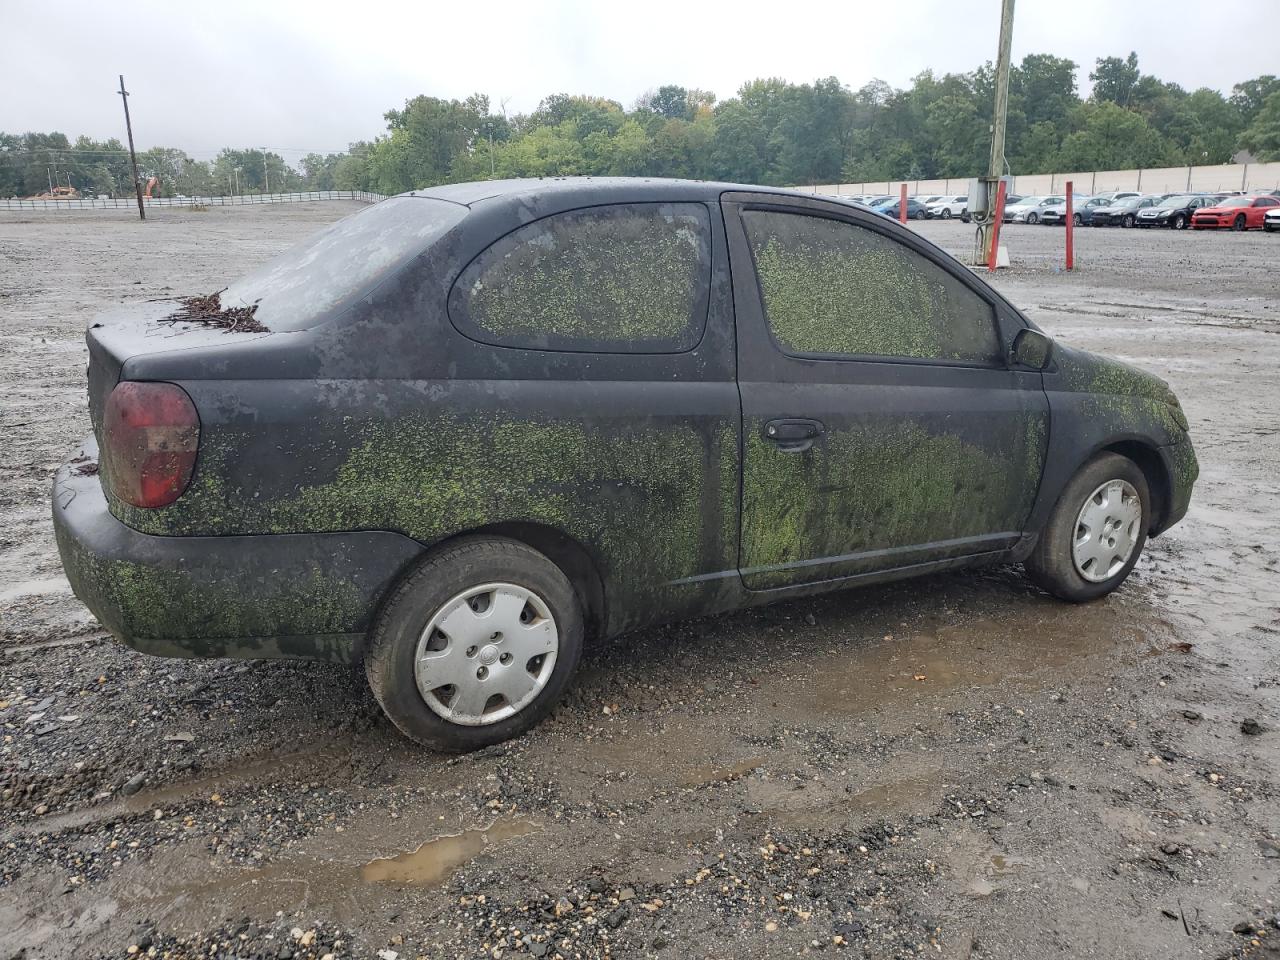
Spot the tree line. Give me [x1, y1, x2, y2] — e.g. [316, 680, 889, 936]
[3, 52, 1278, 199]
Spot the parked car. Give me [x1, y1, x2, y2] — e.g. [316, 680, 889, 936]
[1092, 191, 1142, 203]
[1191, 195, 1280, 230]
[53, 178, 1198, 751]
[873, 197, 931, 220]
[1265, 207, 1280, 232]
[1040, 196, 1110, 226]
[927, 195, 968, 219]
[1004, 196, 1064, 224]
[1135, 194, 1224, 230]
[916, 195, 944, 207]
[1091, 195, 1160, 228]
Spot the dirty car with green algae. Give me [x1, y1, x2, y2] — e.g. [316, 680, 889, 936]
[53, 177, 1198, 751]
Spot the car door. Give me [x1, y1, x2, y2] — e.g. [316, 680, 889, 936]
[722, 192, 1049, 591]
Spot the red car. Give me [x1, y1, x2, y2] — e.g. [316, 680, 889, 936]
[1191, 195, 1280, 230]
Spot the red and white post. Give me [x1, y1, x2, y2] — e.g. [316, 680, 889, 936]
[899, 182, 908, 224]
[1064, 180, 1075, 271]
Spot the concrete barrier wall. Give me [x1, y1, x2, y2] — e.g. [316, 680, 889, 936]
[793, 161, 1280, 198]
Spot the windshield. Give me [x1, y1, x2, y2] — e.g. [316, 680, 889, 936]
[1217, 197, 1251, 207]
[1162, 196, 1196, 207]
[1015, 197, 1043, 206]
[221, 197, 467, 331]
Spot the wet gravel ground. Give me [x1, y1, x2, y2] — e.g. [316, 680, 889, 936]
[1, 204, 1278, 960]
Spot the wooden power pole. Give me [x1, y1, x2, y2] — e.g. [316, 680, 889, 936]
[118, 75, 145, 221]
[973, 0, 1015, 264]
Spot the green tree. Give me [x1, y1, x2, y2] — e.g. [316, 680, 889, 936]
[1090, 52, 1141, 107]
[1230, 75, 1280, 125]
[1239, 90, 1280, 160]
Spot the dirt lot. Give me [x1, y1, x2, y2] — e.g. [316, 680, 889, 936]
[1, 202, 1277, 960]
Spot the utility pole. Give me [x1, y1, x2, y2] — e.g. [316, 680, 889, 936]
[117, 75, 146, 220]
[973, 0, 1014, 264]
[263, 148, 269, 194]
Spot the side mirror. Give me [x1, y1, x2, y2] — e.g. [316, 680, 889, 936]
[1011, 328, 1054, 370]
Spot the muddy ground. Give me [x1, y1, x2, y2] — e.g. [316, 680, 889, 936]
[1, 202, 1277, 960]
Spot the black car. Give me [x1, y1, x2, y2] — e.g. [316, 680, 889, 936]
[54, 178, 1198, 751]
[1091, 195, 1159, 227]
[1136, 194, 1226, 230]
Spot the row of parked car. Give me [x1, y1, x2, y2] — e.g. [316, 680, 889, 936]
[839, 190, 1280, 231]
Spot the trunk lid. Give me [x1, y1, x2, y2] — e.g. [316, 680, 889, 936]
[85, 301, 271, 446]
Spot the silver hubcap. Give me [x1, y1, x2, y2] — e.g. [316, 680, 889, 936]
[1072, 479, 1142, 583]
[414, 582, 559, 727]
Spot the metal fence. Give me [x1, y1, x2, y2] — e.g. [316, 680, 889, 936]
[0, 190, 387, 212]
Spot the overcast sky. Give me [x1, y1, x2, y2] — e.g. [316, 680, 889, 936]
[5, 0, 1278, 162]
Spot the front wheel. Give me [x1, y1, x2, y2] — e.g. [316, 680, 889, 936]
[1172, 214, 1187, 230]
[1026, 453, 1150, 603]
[1233, 214, 1247, 231]
[1073, 213, 1083, 226]
[365, 537, 584, 751]
[941, 208, 952, 220]
[1122, 214, 1136, 228]
[1027, 212, 1039, 224]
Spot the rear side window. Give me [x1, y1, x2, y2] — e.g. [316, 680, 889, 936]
[741, 210, 1000, 363]
[451, 203, 711, 353]
[222, 197, 466, 331]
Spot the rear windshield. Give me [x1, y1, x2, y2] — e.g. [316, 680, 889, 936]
[221, 196, 466, 331]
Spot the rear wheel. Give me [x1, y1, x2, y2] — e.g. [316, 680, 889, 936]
[1172, 214, 1187, 230]
[1027, 212, 1039, 224]
[1073, 213, 1083, 226]
[941, 208, 952, 220]
[1122, 213, 1136, 228]
[1026, 453, 1150, 603]
[1233, 214, 1247, 231]
[365, 537, 584, 751]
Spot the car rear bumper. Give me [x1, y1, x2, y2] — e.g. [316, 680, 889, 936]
[52, 437, 424, 664]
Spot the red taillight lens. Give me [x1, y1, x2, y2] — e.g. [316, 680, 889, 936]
[102, 381, 200, 508]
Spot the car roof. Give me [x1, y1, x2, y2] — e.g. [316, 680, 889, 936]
[405, 176, 813, 208]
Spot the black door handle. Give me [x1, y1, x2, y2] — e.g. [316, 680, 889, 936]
[764, 418, 824, 452]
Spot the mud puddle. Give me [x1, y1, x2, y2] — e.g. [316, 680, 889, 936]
[806, 605, 1164, 716]
[362, 818, 539, 886]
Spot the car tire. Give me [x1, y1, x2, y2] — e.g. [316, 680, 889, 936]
[914, 209, 927, 220]
[941, 208, 952, 220]
[1027, 213, 1039, 224]
[1026, 453, 1150, 603]
[1073, 213, 1083, 226]
[365, 536, 584, 752]
[1266, 222, 1277, 233]
[1172, 214, 1187, 230]
[1233, 214, 1246, 231]
[1122, 214, 1135, 228]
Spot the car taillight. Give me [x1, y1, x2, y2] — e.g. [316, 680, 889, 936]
[102, 381, 200, 508]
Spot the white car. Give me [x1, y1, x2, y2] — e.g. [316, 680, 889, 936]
[1004, 196, 1064, 224]
[926, 195, 968, 219]
[1265, 206, 1280, 233]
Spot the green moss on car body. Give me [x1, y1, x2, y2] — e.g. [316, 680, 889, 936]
[462, 204, 709, 344]
[55, 525, 365, 661]
[110, 413, 739, 625]
[740, 417, 1044, 588]
[743, 211, 998, 362]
